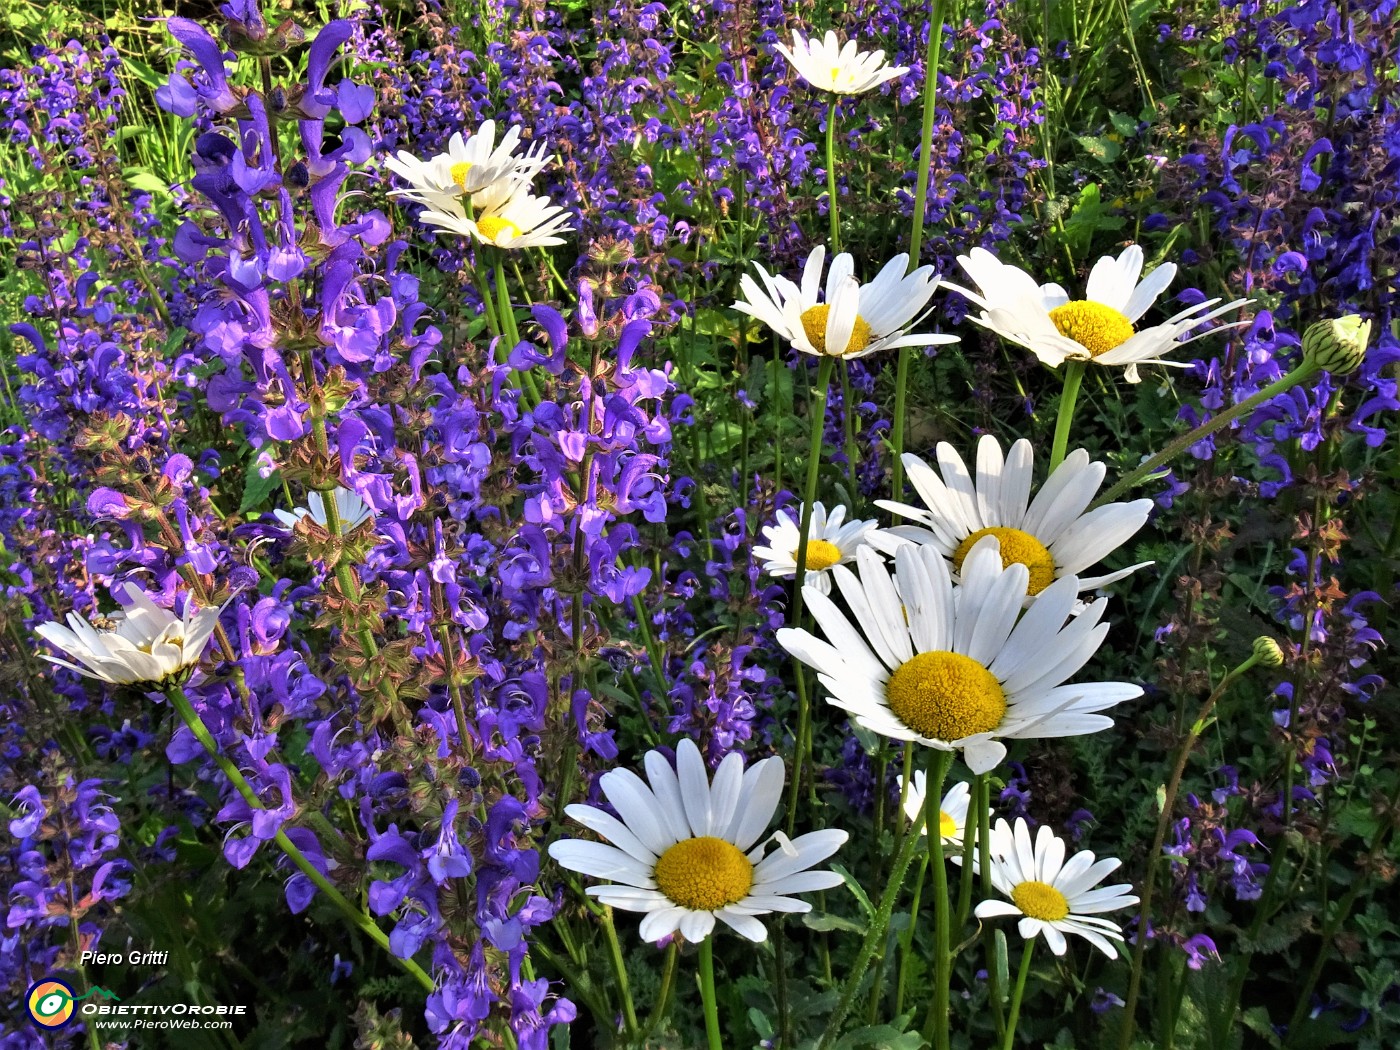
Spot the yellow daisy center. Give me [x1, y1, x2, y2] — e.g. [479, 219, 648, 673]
[799, 304, 873, 357]
[885, 651, 1006, 741]
[653, 836, 754, 912]
[1047, 300, 1135, 358]
[449, 161, 474, 193]
[1011, 879, 1070, 921]
[794, 539, 842, 572]
[940, 810, 957, 838]
[952, 526, 1057, 596]
[477, 216, 522, 244]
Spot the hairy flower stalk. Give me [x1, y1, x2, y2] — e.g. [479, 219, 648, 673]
[163, 683, 434, 993]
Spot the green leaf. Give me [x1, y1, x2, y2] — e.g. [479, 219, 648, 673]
[1073, 133, 1122, 163]
[122, 168, 173, 196]
[832, 1025, 923, 1049]
[831, 862, 876, 919]
[800, 911, 866, 935]
[1109, 110, 1139, 137]
[239, 466, 282, 515]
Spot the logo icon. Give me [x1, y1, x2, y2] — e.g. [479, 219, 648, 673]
[26, 978, 76, 1028]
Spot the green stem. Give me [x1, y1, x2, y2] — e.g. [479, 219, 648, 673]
[980, 776, 1004, 1035]
[645, 941, 679, 1039]
[894, 0, 944, 501]
[953, 773, 985, 932]
[1001, 938, 1036, 1050]
[921, 750, 953, 1049]
[1095, 362, 1321, 507]
[1118, 652, 1263, 1049]
[599, 906, 639, 1038]
[698, 937, 723, 1050]
[784, 356, 837, 829]
[825, 98, 841, 251]
[1048, 361, 1085, 472]
[839, 358, 859, 498]
[163, 684, 434, 993]
[817, 774, 930, 1050]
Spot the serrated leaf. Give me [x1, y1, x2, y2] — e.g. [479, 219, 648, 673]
[239, 467, 282, 515]
[832, 1025, 923, 1049]
[1109, 110, 1139, 137]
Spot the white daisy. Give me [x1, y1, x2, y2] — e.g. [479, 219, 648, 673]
[943, 245, 1251, 382]
[900, 774, 976, 859]
[752, 501, 883, 595]
[35, 582, 222, 687]
[419, 188, 575, 249]
[273, 487, 374, 533]
[733, 245, 957, 360]
[776, 542, 1142, 774]
[874, 435, 1154, 600]
[384, 121, 549, 211]
[548, 738, 849, 943]
[974, 817, 1137, 958]
[775, 29, 910, 95]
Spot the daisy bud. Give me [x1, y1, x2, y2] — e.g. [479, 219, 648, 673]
[1252, 637, 1285, 667]
[1301, 315, 1371, 376]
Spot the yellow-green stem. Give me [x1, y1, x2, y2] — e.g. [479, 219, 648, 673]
[1048, 360, 1085, 472]
[163, 684, 434, 993]
[698, 937, 723, 1050]
[1001, 937, 1036, 1050]
[921, 749, 953, 1049]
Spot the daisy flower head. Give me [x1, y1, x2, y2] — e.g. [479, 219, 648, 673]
[875, 434, 1154, 600]
[775, 542, 1142, 774]
[732, 245, 958, 360]
[35, 582, 222, 687]
[752, 501, 884, 595]
[900, 773, 976, 856]
[944, 244, 1251, 382]
[273, 487, 374, 532]
[419, 187, 575, 249]
[548, 739, 849, 943]
[775, 29, 910, 95]
[384, 120, 549, 211]
[975, 817, 1138, 958]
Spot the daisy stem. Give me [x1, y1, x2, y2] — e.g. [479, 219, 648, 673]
[1001, 938, 1036, 1050]
[1094, 361, 1322, 508]
[825, 98, 841, 252]
[839, 358, 859, 499]
[816, 766, 929, 1050]
[893, 0, 944, 500]
[1117, 650, 1264, 1050]
[644, 941, 679, 1039]
[921, 749, 953, 1050]
[599, 906, 639, 1038]
[1047, 361, 1085, 472]
[785, 355, 836, 830]
[953, 773, 985, 931]
[697, 936, 723, 1050]
[979, 776, 1006, 1036]
[162, 684, 435, 994]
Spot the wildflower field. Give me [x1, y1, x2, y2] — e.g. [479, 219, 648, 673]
[2, 0, 1398, 1046]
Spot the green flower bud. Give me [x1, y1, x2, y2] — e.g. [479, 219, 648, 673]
[1252, 637, 1285, 667]
[1301, 315, 1371, 376]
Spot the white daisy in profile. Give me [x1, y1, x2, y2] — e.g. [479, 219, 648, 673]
[775, 29, 910, 95]
[874, 435, 1153, 600]
[943, 245, 1251, 382]
[752, 501, 883, 595]
[548, 739, 848, 943]
[776, 543, 1141, 774]
[35, 582, 222, 686]
[900, 774, 976, 858]
[273, 487, 374, 533]
[384, 121, 549, 211]
[975, 817, 1137, 958]
[733, 245, 957, 360]
[419, 188, 575, 249]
